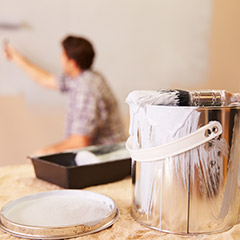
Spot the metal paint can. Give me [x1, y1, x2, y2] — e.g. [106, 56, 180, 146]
[127, 105, 240, 235]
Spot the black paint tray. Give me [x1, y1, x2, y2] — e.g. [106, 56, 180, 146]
[30, 142, 131, 189]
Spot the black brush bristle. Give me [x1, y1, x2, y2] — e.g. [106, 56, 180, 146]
[175, 89, 191, 106]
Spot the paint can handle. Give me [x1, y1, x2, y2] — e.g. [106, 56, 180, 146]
[126, 121, 222, 162]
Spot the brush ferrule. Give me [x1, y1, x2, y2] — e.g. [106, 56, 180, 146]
[190, 90, 225, 106]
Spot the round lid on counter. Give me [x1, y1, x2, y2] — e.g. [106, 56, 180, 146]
[0, 190, 119, 239]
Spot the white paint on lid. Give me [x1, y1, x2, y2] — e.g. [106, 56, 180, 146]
[2, 190, 115, 227]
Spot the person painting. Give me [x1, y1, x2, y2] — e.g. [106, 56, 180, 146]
[4, 35, 126, 156]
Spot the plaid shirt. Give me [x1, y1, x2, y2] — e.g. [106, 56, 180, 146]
[58, 70, 126, 145]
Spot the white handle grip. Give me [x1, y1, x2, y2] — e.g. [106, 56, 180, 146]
[126, 121, 222, 162]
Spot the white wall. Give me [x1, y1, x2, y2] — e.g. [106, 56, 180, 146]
[0, 0, 212, 114]
[0, 0, 212, 165]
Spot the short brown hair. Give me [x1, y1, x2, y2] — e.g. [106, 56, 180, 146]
[62, 35, 95, 70]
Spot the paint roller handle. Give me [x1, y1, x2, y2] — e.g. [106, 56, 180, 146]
[3, 41, 21, 63]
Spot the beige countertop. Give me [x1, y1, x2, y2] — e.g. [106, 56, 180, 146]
[0, 164, 239, 240]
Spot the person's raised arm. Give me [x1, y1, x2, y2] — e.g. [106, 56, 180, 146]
[3, 43, 58, 90]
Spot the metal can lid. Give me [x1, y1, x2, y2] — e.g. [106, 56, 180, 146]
[0, 190, 119, 239]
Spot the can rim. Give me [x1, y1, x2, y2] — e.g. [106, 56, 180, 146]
[145, 104, 240, 110]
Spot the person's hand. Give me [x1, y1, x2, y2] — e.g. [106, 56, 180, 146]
[31, 146, 56, 157]
[3, 42, 20, 62]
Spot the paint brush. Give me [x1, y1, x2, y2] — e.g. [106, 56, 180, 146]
[126, 89, 240, 107]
